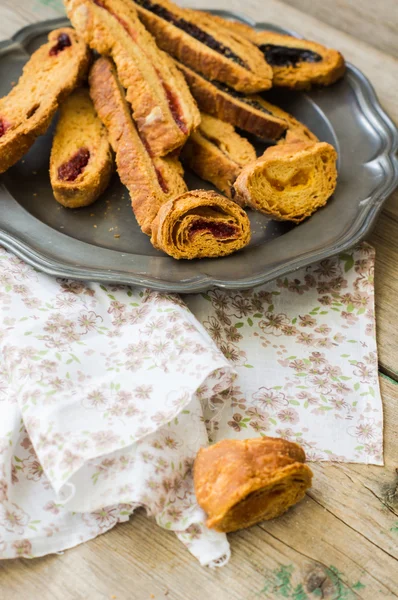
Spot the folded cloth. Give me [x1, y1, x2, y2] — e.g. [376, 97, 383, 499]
[0, 242, 382, 564]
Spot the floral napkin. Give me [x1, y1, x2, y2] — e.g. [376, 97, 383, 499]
[0, 243, 382, 565]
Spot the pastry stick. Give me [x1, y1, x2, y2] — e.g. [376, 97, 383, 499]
[200, 13, 346, 89]
[194, 437, 313, 532]
[181, 113, 256, 198]
[66, 0, 200, 156]
[0, 28, 90, 174]
[132, 0, 273, 93]
[89, 57, 187, 234]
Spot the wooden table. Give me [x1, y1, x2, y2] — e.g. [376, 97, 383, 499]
[1, 1, 397, 598]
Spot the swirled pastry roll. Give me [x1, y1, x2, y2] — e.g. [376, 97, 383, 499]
[194, 437, 313, 532]
[234, 141, 337, 223]
[150, 190, 251, 259]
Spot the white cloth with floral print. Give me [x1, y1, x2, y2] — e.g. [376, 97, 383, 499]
[0, 243, 382, 564]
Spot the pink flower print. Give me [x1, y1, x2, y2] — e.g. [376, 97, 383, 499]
[40, 360, 58, 373]
[354, 258, 373, 274]
[230, 295, 252, 317]
[282, 324, 298, 336]
[275, 428, 295, 440]
[209, 289, 229, 311]
[253, 388, 288, 411]
[92, 431, 120, 450]
[365, 352, 377, 366]
[259, 312, 290, 336]
[288, 278, 309, 294]
[329, 397, 348, 411]
[353, 421, 376, 442]
[43, 501, 61, 515]
[329, 276, 348, 291]
[13, 539, 32, 557]
[340, 293, 353, 304]
[0, 479, 8, 501]
[167, 506, 184, 521]
[354, 269, 374, 292]
[11, 464, 19, 484]
[310, 376, 331, 393]
[305, 450, 325, 461]
[309, 351, 326, 364]
[341, 311, 358, 325]
[55, 295, 77, 309]
[289, 359, 308, 372]
[299, 314, 317, 327]
[315, 324, 332, 335]
[331, 381, 351, 395]
[277, 408, 299, 424]
[225, 325, 243, 343]
[85, 506, 119, 531]
[351, 292, 370, 308]
[0, 503, 29, 534]
[184, 523, 202, 541]
[318, 295, 332, 305]
[20, 435, 34, 453]
[315, 337, 335, 349]
[333, 332, 346, 344]
[134, 385, 153, 400]
[128, 304, 150, 324]
[250, 420, 270, 432]
[165, 324, 183, 339]
[204, 316, 223, 342]
[365, 323, 375, 337]
[164, 436, 180, 450]
[323, 365, 342, 378]
[353, 362, 374, 383]
[218, 342, 245, 364]
[214, 309, 231, 327]
[61, 450, 82, 472]
[84, 389, 108, 409]
[228, 413, 245, 432]
[296, 332, 316, 346]
[23, 455, 45, 482]
[78, 311, 102, 332]
[314, 259, 340, 279]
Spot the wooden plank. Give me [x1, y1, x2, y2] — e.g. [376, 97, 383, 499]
[279, 0, 398, 59]
[1, 377, 397, 600]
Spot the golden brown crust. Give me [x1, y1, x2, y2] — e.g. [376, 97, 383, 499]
[133, 0, 273, 93]
[50, 88, 113, 208]
[200, 14, 345, 89]
[234, 141, 338, 222]
[150, 190, 251, 259]
[181, 113, 256, 197]
[176, 61, 287, 140]
[0, 28, 90, 174]
[194, 437, 313, 533]
[89, 57, 187, 234]
[65, 0, 200, 156]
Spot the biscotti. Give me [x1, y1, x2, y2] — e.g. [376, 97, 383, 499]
[176, 61, 287, 141]
[234, 141, 337, 222]
[0, 28, 90, 174]
[177, 61, 317, 143]
[65, 0, 200, 156]
[132, 0, 273, 93]
[89, 57, 187, 235]
[194, 437, 313, 532]
[201, 14, 345, 89]
[181, 113, 256, 198]
[50, 88, 113, 208]
[151, 190, 251, 259]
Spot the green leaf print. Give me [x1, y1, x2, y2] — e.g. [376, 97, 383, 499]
[339, 253, 355, 272]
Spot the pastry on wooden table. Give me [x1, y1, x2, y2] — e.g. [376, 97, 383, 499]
[151, 190, 251, 260]
[194, 437, 313, 532]
[200, 14, 346, 89]
[0, 28, 90, 174]
[50, 88, 113, 208]
[181, 113, 256, 198]
[132, 0, 273, 94]
[176, 61, 287, 141]
[89, 57, 187, 235]
[65, 0, 200, 156]
[233, 141, 337, 223]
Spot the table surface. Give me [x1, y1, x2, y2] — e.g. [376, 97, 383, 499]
[1, 1, 398, 598]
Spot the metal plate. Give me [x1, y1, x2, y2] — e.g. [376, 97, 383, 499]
[0, 14, 397, 292]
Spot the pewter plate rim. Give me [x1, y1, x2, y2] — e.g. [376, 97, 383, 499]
[0, 14, 397, 292]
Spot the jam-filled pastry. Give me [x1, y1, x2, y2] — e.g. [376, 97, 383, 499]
[177, 61, 317, 143]
[151, 190, 251, 260]
[234, 141, 337, 223]
[194, 437, 313, 532]
[89, 57, 187, 235]
[0, 28, 90, 174]
[50, 88, 113, 208]
[132, 0, 273, 94]
[176, 61, 287, 141]
[65, 0, 200, 157]
[181, 113, 256, 198]
[200, 14, 345, 89]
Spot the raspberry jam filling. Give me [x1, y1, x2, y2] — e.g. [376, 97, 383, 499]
[58, 148, 90, 182]
[190, 219, 238, 239]
[259, 44, 322, 67]
[135, 0, 249, 70]
[0, 118, 10, 138]
[49, 33, 72, 56]
[94, 0, 186, 132]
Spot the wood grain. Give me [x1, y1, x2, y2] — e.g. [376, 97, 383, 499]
[279, 0, 398, 59]
[0, 2, 398, 599]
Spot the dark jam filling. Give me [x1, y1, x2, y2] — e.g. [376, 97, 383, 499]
[190, 219, 237, 239]
[49, 33, 72, 56]
[259, 44, 322, 67]
[58, 148, 90, 182]
[212, 80, 273, 116]
[154, 166, 169, 194]
[135, 0, 249, 70]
